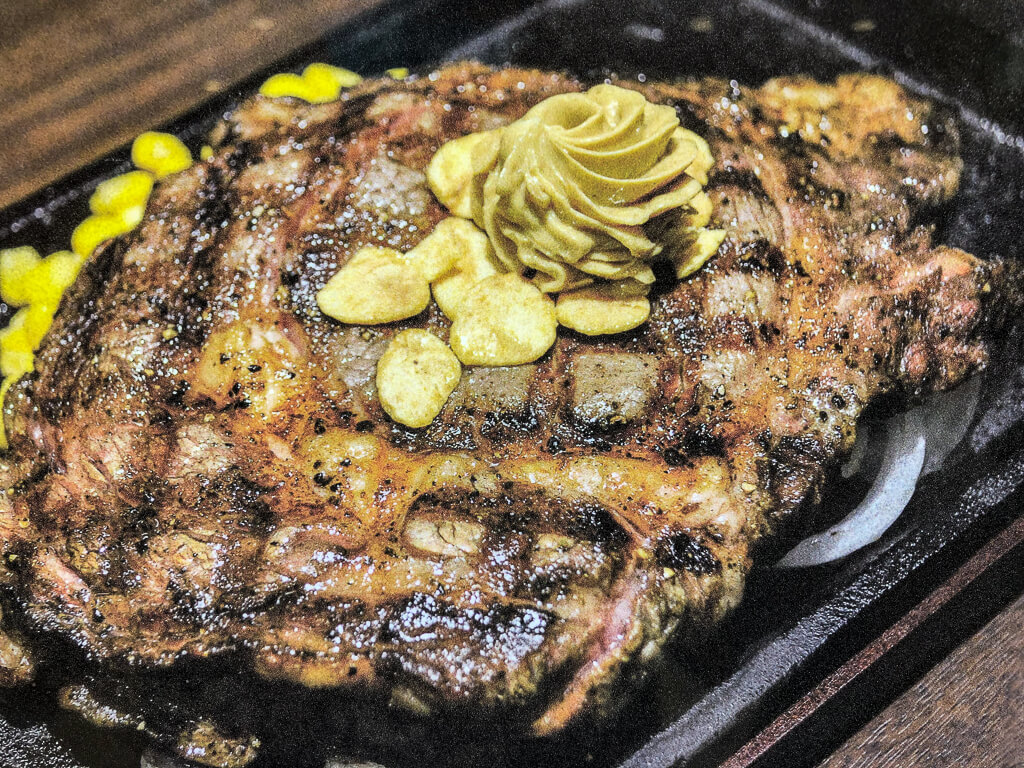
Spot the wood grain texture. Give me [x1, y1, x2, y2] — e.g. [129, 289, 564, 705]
[819, 592, 1024, 768]
[0, 0, 384, 209]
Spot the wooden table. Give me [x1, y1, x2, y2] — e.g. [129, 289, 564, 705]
[820, 592, 1024, 768]
[0, 2, 1022, 766]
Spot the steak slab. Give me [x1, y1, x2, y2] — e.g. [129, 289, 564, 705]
[0, 63, 1015, 764]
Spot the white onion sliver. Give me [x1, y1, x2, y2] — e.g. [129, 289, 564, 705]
[777, 410, 926, 568]
[141, 750, 194, 768]
[840, 419, 873, 479]
[922, 376, 981, 475]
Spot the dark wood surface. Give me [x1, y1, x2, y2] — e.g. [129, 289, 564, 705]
[819, 592, 1024, 768]
[0, 0, 382, 209]
[0, 2, 1022, 767]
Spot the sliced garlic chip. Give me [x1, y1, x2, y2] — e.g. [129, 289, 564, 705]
[405, 217, 467, 281]
[556, 284, 651, 335]
[410, 219, 499, 320]
[449, 274, 557, 366]
[317, 246, 430, 324]
[425, 131, 500, 220]
[674, 229, 726, 279]
[376, 329, 461, 428]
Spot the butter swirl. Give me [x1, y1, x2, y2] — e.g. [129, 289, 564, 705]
[431, 84, 718, 292]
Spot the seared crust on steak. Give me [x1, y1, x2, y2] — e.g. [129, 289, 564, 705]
[0, 63, 1014, 763]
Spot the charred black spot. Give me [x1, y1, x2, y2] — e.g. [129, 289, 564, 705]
[149, 410, 173, 427]
[758, 435, 827, 525]
[656, 532, 720, 575]
[737, 240, 788, 276]
[124, 504, 161, 555]
[125, 505, 160, 536]
[710, 168, 763, 192]
[682, 423, 726, 457]
[563, 499, 628, 546]
[408, 484, 626, 549]
[164, 381, 190, 408]
[356, 420, 375, 433]
[480, 406, 539, 439]
[194, 164, 235, 241]
[662, 445, 689, 466]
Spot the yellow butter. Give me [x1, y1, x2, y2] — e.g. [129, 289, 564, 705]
[425, 131, 500, 220]
[429, 84, 717, 293]
[673, 228, 726, 280]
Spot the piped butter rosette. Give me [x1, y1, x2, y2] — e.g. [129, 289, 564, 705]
[428, 83, 723, 293]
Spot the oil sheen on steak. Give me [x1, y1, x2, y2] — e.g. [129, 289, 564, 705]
[0, 63, 1015, 765]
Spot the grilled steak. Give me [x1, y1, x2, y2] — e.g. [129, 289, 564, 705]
[0, 63, 1016, 765]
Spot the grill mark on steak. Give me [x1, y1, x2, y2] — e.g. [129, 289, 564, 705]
[0, 63, 1017, 763]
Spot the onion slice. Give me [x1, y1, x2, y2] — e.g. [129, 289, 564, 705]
[840, 419, 874, 479]
[921, 376, 981, 476]
[777, 409, 926, 568]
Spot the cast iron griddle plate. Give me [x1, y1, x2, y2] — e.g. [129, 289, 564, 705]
[1, 1, 1023, 767]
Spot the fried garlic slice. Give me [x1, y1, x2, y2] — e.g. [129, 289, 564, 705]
[556, 283, 651, 335]
[425, 131, 500, 220]
[409, 219, 499, 320]
[449, 274, 557, 366]
[317, 246, 430, 324]
[376, 329, 461, 428]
